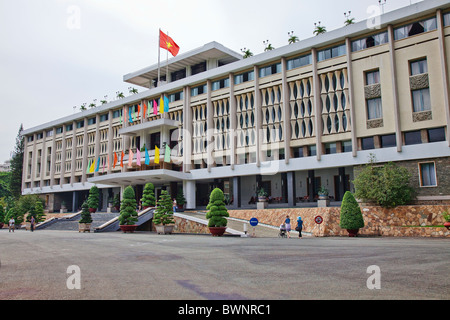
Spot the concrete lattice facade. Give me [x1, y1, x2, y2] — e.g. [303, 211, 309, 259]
[21, 0, 450, 212]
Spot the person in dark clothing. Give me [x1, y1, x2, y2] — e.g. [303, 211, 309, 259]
[296, 216, 304, 238]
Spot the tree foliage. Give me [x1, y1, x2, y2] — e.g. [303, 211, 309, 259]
[9, 124, 24, 199]
[353, 156, 414, 208]
[154, 190, 174, 226]
[87, 186, 100, 210]
[118, 186, 138, 226]
[141, 183, 156, 207]
[339, 191, 365, 230]
[206, 188, 229, 227]
[79, 201, 93, 224]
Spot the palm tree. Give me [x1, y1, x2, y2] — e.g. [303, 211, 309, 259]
[263, 40, 274, 52]
[116, 91, 125, 99]
[288, 31, 299, 44]
[344, 11, 355, 26]
[128, 87, 138, 95]
[241, 48, 253, 59]
[80, 103, 87, 111]
[313, 22, 327, 36]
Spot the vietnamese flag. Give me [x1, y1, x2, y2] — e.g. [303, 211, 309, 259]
[160, 30, 180, 57]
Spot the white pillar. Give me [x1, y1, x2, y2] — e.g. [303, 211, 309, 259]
[184, 180, 196, 210]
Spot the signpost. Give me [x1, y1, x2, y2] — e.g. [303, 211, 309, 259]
[315, 216, 323, 236]
[249, 218, 258, 237]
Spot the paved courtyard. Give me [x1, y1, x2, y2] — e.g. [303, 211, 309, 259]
[0, 229, 449, 301]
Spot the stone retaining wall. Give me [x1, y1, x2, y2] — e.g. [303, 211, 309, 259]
[228, 205, 450, 238]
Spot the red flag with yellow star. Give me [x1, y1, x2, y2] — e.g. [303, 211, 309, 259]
[159, 30, 180, 57]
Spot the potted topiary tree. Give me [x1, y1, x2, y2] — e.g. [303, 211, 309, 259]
[88, 186, 100, 213]
[154, 190, 175, 234]
[442, 211, 450, 230]
[176, 189, 186, 211]
[118, 186, 138, 233]
[141, 183, 156, 209]
[113, 193, 121, 212]
[339, 191, 365, 237]
[34, 199, 46, 223]
[317, 186, 329, 200]
[206, 188, 229, 236]
[79, 201, 93, 233]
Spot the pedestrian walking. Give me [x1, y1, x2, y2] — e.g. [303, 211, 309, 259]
[284, 215, 291, 238]
[30, 216, 35, 232]
[9, 217, 15, 233]
[296, 216, 304, 238]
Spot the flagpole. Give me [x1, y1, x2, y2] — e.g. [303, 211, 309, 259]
[157, 28, 161, 87]
[166, 31, 169, 85]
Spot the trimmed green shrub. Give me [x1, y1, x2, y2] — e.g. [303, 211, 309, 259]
[353, 156, 414, 208]
[118, 186, 138, 226]
[87, 186, 100, 210]
[154, 190, 174, 225]
[79, 201, 93, 224]
[0, 204, 5, 224]
[206, 188, 229, 227]
[176, 189, 186, 207]
[141, 183, 156, 207]
[113, 194, 121, 209]
[340, 191, 365, 230]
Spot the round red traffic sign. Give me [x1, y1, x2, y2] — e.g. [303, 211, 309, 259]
[315, 216, 323, 225]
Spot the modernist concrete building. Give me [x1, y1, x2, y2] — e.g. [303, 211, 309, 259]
[22, 0, 450, 212]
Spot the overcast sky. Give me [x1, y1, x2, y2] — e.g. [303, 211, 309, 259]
[0, 0, 420, 162]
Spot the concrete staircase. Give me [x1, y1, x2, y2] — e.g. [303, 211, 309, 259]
[40, 212, 120, 231]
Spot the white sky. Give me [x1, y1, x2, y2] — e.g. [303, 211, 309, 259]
[0, 0, 420, 162]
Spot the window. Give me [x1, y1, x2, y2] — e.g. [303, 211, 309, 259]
[412, 88, 431, 112]
[191, 84, 207, 96]
[367, 98, 383, 120]
[211, 78, 229, 91]
[317, 44, 346, 62]
[66, 124, 73, 132]
[307, 145, 316, 156]
[341, 140, 352, 153]
[56, 127, 63, 134]
[380, 134, 396, 148]
[427, 127, 446, 143]
[259, 63, 281, 78]
[366, 70, 380, 85]
[191, 61, 206, 75]
[169, 91, 184, 102]
[444, 12, 450, 27]
[394, 17, 437, 40]
[293, 147, 304, 158]
[76, 120, 84, 129]
[361, 137, 375, 150]
[99, 114, 109, 122]
[351, 31, 388, 52]
[410, 59, 428, 75]
[87, 117, 96, 126]
[36, 133, 43, 140]
[46, 130, 53, 137]
[287, 54, 312, 70]
[404, 130, 422, 145]
[234, 70, 254, 84]
[419, 162, 437, 187]
[171, 68, 186, 82]
[112, 110, 122, 119]
[325, 143, 337, 154]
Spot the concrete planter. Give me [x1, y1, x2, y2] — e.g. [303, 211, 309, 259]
[79, 223, 92, 233]
[209, 227, 227, 237]
[155, 225, 174, 235]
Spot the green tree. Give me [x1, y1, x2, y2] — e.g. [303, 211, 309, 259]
[288, 35, 299, 44]
[206, 188, 229, 227]
[154, 190, 174, 226]
[79, 201, 93, 224]
[353, 155, 414, 208]
[34, 199, 45, 223]
[9, 124, 24, 200]
[313, 22, 327, 36]
[118, 186, 138, 226]
[339, 191, 365, 230]
[6, 206, 23, 225]
[176, 188, 186, 207]
[0, 203, 5, 224]
[87, 186, 100, 211]
[141, 183, 156, 208]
